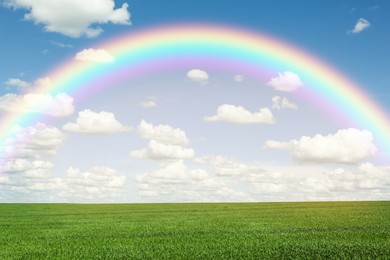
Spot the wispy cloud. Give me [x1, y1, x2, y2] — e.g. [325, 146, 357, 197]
[234, 74, 244, 82]
[272, 96, 298, 110]
[50, 40, 74, 48]
[4, 78, 30, 88]
[348, 18, 370, 34]
[140, 97, 157, 108]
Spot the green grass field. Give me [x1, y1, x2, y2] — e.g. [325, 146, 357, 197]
[0, 201, 389, 259]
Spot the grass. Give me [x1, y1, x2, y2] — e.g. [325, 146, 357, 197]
[0, 201, 389, 259]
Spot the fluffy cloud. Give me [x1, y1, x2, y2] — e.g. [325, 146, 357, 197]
[5, 78, 30, 88]
[0, 123, 66, 160]
[272, 96, 298, 110]
[130, 140, 195, 160]
[4, 0, 131, 38]
[264, 128, 377, 164]
[187, 69, 209, 84]
[267, 71, 303, 92]
[349, 18, 370, 34]
[63, 109, 131, 135]
[137, 120, 189, 145]
[0, 92, 74, 117]
[60, 166, 127, 201]
[75, 48, 115, 63]
[204, 104, 275, 124]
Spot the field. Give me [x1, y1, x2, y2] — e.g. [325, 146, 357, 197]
[0, 201, 389, 259]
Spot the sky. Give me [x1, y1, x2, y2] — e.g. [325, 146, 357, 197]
[0, 0, 389, 203]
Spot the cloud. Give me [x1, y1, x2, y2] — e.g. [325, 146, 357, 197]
[135, 160, 247, 202]
[263, 140, 294, 150]
[204, 104, 275, 124]
[0, 92, 74, 117]
[4, 0, 131, 38]
[272, 96, 298, 110]
[266, 71, 303, 92]
[0, 157, 64, 201]
[0, 123, 66, 160]
[75, 48, 115, 63]
[195, 156, 265, 177]
[50, 40, 74, 48]
[140, 99, 157, 108]
[5, 78, 30, 88]
[130, 140, 195, 160]
[61, 166, 126, 201]
[234, 74, 244, 82]
[349, 18, 370, 34]
[136, 160, 208, 186]
[137, 120, 189, 145]
[133, 121, 194, 160]
[264, 128, 377, 164]
[63, 109, 132, 135]
[187, 69, 209, 84]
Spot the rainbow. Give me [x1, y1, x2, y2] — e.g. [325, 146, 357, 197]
[1, 23, 390, 163]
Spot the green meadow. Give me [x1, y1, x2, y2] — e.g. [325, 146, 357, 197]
[0, 201, 389, 259]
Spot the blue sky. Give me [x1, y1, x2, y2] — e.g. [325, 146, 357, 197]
[0, 0, 389, 203]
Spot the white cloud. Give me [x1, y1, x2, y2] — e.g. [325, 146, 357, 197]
[50, 40, 73, 48]
[263, 140, 294, 150]
[1, 159, 42, 173]
[234, 74, 244, 82]
[195, 156, 264, 177]
[0, 123, 66, 160]
[75, 48, 115, 63]
[130, 140, 195, 160]
[5, 78, 30, 88]
[134, 160, 247, 202]
[137, 120, 189, 145]
[187, 69, 209, 84]
[349, 18, 370, 34]
[61, 166, 126, 201]
[265, 128, 377, 164]
[136, 160, 199, 185]
[204, 104, 275, 124]
[4, 0, 131, 38]
[140, 100, 157, 108]
[0, 157, 64, 201]
[272, 96, 298, 110]
[63, 109, 132, 135]
[267, 71, 303, 92]
[0, 92, 74, 117]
